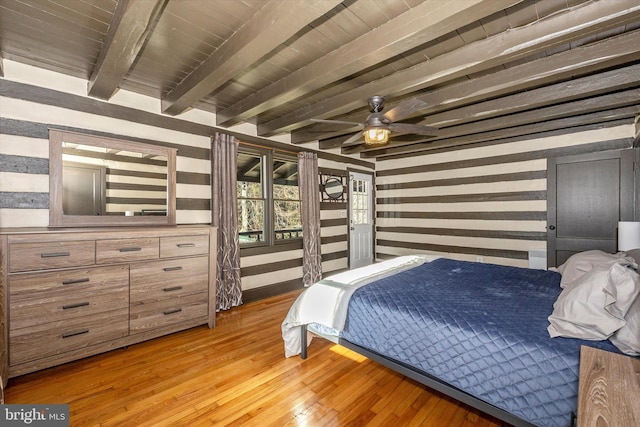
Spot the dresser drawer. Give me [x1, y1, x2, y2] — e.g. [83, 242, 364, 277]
[130, 293, 208, 333]
[160, 234, 209, 258]
[96, 237, 159, 264]
[9, 240, 96, 273]
[129, 256, 208, 333]
[9, 265, 129, 331]
[129, 256, 209, 302]
[9, 308, 129, 366]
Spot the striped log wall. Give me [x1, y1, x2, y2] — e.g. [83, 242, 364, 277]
[375, 123, 636, 268]
[0, 61, 373, 302]
[319, 160, 350, 274]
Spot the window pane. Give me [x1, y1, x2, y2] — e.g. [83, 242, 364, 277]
[274, 200, 301, 240]
[238, 151, 264, 244]
[273, 159, 298, 200]
[273, 158, 300, 240]
[237, 199, 264, 243]
[351, 177, 370, 225]
[237, 152, 263, 197]
[237, 151, 301, 244]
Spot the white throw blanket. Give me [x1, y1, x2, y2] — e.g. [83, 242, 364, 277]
[281, 254, 438, 357]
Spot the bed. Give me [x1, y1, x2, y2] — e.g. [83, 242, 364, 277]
[282, 253, 640, 427]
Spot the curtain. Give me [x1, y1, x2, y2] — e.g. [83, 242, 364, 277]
[298, 152, 322, 286]
[211, 133, 242, 310]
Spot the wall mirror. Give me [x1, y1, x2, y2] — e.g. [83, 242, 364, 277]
[49, 129, 177, 227]
[324, 177, 345, 200]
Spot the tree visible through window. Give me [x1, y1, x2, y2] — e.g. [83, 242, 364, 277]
[237, 151, 265, 243]
[237, 148, 301, 245]
[273, 158, 301, 240]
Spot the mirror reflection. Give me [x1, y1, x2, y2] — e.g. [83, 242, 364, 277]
[324, 178, 344, 199]
[62, 143, 168, 217]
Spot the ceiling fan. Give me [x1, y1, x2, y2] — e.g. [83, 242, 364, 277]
[311, 95, 437, 148]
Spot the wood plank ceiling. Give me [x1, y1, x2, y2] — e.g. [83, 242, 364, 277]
[0, 0, 639, 160]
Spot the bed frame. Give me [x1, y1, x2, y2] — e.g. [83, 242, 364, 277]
[300, 324, 549, 427]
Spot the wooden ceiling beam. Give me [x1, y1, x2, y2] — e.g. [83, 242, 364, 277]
[216, 0, 521, 127]
[357, 88, 640, 157]
[87, 0, 167, 100]
[450, 88, 640, 142]
[161, 0, 342, 116]
[362, 105, 640, 160]
[421, 62, 640, 129]
[296, 123, 362, 147]
[257, 0, 640, 137]
[301, 28, 640, 144]
[348, 63, 640, 155]
[375, 117, 635, 162]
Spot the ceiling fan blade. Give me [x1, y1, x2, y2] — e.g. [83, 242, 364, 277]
[383, 98, 429, 122]
[389, 122, 437, 136]
[341, 132, 365, 147]
[311, 118, 363, 128]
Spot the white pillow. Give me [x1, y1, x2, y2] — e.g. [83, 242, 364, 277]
[548, 262, 640, 340]
[609, 293, 640, 355]
[555, 250, 636, 288]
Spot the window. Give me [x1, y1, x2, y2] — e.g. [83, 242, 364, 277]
[351, 176, 370, 225]
[237, 147, 301, 246]
[273, 157, 301, 240]
[237, 150, 265, 244]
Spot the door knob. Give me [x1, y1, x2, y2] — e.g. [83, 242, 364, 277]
[548, 225, 556, 230]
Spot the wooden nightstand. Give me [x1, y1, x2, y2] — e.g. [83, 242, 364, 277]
[577, 345, 640, 426]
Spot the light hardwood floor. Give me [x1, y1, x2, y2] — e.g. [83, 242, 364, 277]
[5, 291, 506, 426]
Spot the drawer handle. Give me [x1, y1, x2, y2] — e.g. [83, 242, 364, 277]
[177, 243, 196, 248]
[119, 247, 142, 252]
[163, 266, 182, 272]
[62, 329, 89, 339]
[163, 308, 182, 315]
[62, 278, 90, 285]
[62, 301, 90, 310]
[163, 286, 183, 292]
[41, 251, 70, 258]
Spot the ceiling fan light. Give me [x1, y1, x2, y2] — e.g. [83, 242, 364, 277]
[363, 128, 390, 146]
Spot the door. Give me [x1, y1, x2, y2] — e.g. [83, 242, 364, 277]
[547, 149, 634, 267]
[62, 163, 106, 216]
[349, 171, 374, 269]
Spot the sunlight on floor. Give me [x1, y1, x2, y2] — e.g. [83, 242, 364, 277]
[329, 344, 367, 362]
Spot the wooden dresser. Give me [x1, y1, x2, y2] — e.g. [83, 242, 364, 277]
[577, 345, 640, 426]
[0, 226, 217, 385]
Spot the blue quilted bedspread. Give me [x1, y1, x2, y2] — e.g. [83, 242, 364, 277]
[340, 258, 619, 427]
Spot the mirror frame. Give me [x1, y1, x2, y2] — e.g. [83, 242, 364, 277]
[323, 177, 345, 200]
[49, 129, 177, 227]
